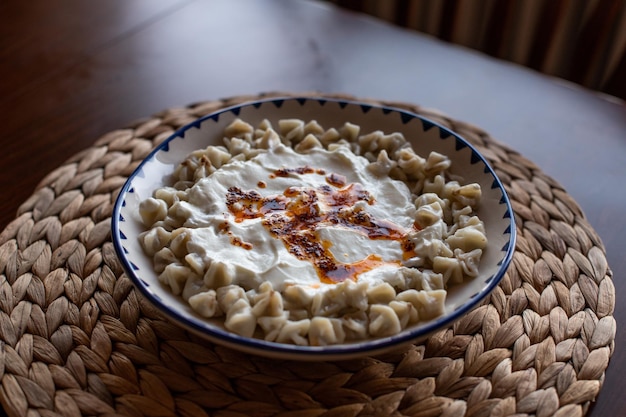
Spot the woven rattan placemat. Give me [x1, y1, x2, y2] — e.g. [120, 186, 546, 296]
[0, 93, 615, 417]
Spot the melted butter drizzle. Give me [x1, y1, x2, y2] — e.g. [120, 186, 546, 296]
[224, 167, 417, 283]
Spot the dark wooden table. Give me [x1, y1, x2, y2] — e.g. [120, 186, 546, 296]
[1, 1, 624, 416]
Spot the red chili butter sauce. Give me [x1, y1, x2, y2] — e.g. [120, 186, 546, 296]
[218, 214, 254, 250]
[224, 166, 418, 284]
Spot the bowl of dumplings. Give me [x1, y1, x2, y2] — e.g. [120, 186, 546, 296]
[112, 97, 515, 360]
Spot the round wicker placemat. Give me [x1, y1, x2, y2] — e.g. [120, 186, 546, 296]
[0, 93, 615, 417]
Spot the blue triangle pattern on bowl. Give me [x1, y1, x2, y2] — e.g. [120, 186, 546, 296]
[189, 120, 203, 129]
[400, 113, 414, 124]
[439, 129, 452, 139]
[360, 104, 372, 113]
[421, 119, 436, 132]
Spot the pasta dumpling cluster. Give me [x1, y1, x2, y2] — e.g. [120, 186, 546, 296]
[138, 117, 487, 345]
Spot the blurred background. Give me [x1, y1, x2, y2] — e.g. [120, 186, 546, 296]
[328, 0, 626, 100]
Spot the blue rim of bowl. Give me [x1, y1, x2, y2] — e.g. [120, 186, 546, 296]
[111, 96, 516, 359]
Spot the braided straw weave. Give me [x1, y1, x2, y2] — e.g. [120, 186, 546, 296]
[0, 93, 615, 417]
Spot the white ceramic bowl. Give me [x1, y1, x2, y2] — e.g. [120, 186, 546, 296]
[112, 97, 515, 360]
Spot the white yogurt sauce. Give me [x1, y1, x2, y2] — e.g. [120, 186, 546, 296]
[181, 144, 417, 291]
